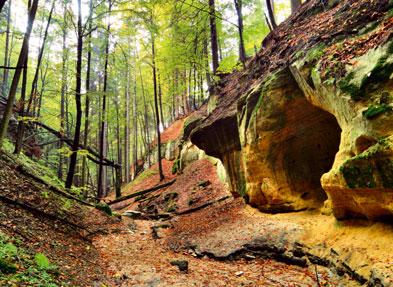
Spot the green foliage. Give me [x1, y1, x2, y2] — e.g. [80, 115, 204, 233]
[95, 203, 112, 216]
[362, 104, 392, 119]
[0, 232, 62, 286]
[34, 253, 50, 270]
[172, 157, 180, 174]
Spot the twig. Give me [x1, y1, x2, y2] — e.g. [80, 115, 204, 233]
[315, 265, 321, 287]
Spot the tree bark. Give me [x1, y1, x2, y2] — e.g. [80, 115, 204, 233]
[97, 0, 112, 198]
[151, 33, 164, 181]
[234, 0, 246, 64]
[58, 2, 68, 180]
[266, 0, 277, 29]
[26, 0, 55, 116]
[291, 0, 301, 13]
[208, 0, 219, 74]
[2, 0, 11, 98]
[65, 0, 83, 189]
[81, 0, 93, 195]
[0, 0, 39, 149]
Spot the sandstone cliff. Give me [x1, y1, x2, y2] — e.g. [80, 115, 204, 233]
[191, 0, 393, 220]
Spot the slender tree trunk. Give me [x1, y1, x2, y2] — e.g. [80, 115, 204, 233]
[203, 36, 213, 96]
[138, 59, 151, 167]
[124, 61, 131, 182]
[2, 0, 11, 98]
[291, 0, 301, 13]
[0, 0, 39, 149]
[26, 0, 55, 116]
[158, 71, 165, 129]
[234, 0, 246, 64]
[58, 4, 68, 179]
[208, 0, 219, 74]
[13, 51, 28, 154]
[115, 93, 122, 198]
[132, 66, 138, 179]
[81, 0, 93, 194]
[65, 0, 83, 189]
[266, 0, 277, 29]
[97, 0, 112, 198]
[151, 34, 164, 181]
[36, 60, 49, 117]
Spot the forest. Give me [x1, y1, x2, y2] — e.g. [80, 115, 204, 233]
[0, 0, 392, 286]
[0, 0, 282, 198]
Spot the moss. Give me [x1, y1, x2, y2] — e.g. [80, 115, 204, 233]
[376, 159, 393, 188]
[172, 157, 180, 174]
[95, 203, 112, 216]
[362, 104, 392, 119]
[306, 43, 327, 63]
[339, 41, 393, 100]
[340, 162, 376, 189]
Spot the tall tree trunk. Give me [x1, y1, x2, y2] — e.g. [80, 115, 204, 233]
[81, 0, 93, 194]
[291, 0, 301, 13]
[97, 0, 112, 198]
[132, 65, 138, 179]
[115, 93, 122, 198]
[0, 0, 39, 148]
[124, 59, 131, 182]
[65, 0, 83, 189]
[234, 0, 246, 64]
[208, 0, 219, 74]
[203, 36, 213, 96]
[13, 51, 28, 154]
[58, 3, 68, 179]
[26, 0, 55, 116]
[266, 0, 277, 29]
[2, 0, 11, 98]
[151, 34, 164, 181]
[158, 71, 164, 129]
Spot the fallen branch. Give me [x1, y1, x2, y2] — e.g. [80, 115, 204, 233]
[0, 195, 90, 235]
[108, 179, 176, 205]
[32, 121, 120, 168]
[15, 164, 95, 208]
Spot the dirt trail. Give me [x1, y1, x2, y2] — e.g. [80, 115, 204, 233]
[94, 201, 360, 287]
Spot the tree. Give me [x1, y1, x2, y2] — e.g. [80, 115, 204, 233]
[0, 0, 39, 149]
[234, 0, 246, 64]
[65, 0, 83, 189]
[97, 0, 112, 198]
[2, 0, 11, 98]
[151, 32, 164, 182]
[291, 0, 301, 13]
[14, 0, 55, 154]
[266, 0, 277, 29]
[209, 0, 219, 74]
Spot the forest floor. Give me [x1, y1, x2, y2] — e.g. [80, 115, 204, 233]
[1, 115, 392, 286]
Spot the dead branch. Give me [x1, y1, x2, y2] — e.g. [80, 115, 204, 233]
[108, 179, 176, 205]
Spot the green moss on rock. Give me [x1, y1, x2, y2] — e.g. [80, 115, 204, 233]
[95, 203, 112, 216]
[362, 104, 392, 119]
[376, 159, 393, 188]
[340, 162, 376, 188]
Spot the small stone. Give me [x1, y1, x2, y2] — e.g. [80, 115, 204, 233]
[170, 260, 189, 273]
[235, 271, 244, 276]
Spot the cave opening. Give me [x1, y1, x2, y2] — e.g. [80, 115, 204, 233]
[281, 100, 342, 207]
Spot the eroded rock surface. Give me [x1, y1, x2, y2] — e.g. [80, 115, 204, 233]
[191, 0, 393, 219]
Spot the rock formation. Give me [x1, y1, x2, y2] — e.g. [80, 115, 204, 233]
[191, 0, 393, 220]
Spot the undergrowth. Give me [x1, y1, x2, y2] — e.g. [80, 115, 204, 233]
[0, 232, 64, 287]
